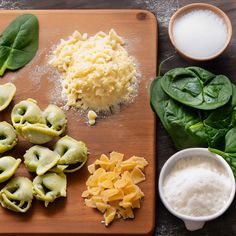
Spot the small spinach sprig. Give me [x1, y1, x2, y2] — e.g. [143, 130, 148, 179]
[0, 13, 39, 76]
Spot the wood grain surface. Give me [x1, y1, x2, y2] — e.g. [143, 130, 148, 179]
[0, 9, 157, 235]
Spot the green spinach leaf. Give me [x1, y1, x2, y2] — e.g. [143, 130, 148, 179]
[203, 84, 236, 148]
[150, 77, 208, 149]
[0, 13, 39, 76]
[161, 66, 232, 110]
[209, 128, 236, 177]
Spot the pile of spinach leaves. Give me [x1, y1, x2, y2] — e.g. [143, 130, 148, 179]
[150, 66, 236, 176]
[0, 13, 39, 76]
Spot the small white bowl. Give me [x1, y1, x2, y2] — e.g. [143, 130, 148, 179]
[159, 148, 235, 231]
[168, 3, 232, 61]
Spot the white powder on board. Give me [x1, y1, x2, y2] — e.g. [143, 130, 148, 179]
[163, 156, 232, 217]
[173, 9, 228, 59]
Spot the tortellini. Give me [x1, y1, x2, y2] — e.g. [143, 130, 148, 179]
[0, 94, 87, 212]
[43, 104, 67, 135]
[0, 83, 16, 111]
[0, 156, 21, 183]
[0, 177, 33, 213]
[11, 99, 67, 144]
[33, 172, 67, 207]
[21, 123, 59, 144]
[53, 135, 88, 172]
[11, 98, 45, 132]
[0, 121, 17, 153]
[24, 145, 60, 175]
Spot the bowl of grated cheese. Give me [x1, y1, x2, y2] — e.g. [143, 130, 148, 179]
[159, 148, 235, 231]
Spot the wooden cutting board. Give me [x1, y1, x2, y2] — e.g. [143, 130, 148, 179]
[0, 10, 157, 235]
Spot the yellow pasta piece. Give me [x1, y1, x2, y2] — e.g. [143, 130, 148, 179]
[119, 201, 132, 209]
[96, 201, 109, 213]
[82, 151, 148, 226]
[119, 207, 134, 219]
[132, 199, 141, 209]
[88, 187, 100, 196]
[128, 156, 148, 168]
[110, 151, 124, 162]
[102, 189, 120, 202]
[85, 199, 96, 208]
[114, 178, 129, 189]
[108, 190, 124, 202]
[87, 163, 96, 174]
[99, 179, 113, 189]
[81, 190, 89, 198]
[131, 167, 146, 184]
[99, 172, 116, 182]
[120, 161, 137, 172]
[100, 154, 109, 162]
[91, 196, 103, 203]
[104, 206, 116, 226]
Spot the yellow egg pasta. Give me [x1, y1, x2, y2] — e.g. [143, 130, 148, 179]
[82, 151, 148, 226]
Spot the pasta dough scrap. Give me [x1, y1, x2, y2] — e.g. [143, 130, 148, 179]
[49, 29, 138, 111]
[82, 151, 148, 226]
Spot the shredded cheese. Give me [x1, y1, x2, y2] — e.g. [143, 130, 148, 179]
[87, 110, 97, 126]
[49, 29, 138, 111]
[82, 151, 148, 226]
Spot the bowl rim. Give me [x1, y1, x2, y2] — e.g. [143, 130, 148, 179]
[168, 3, 233, 61]
[158, 147, 236, 222]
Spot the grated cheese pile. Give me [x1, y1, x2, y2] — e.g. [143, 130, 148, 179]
[49, 29, 137, 112]
[82, 151, 148, 226]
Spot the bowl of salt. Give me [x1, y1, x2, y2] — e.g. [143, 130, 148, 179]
[159, 148, 235, 231]
[168, 3, 232, 61]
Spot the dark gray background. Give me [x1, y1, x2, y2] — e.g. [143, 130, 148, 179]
[2, 0, 236, 235]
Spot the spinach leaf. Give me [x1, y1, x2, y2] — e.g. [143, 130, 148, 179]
[0, 13, 39, 76]
[203, 84, 236, 148]
[209, 128, 236, 177]
[150, 77, 208, 150]
[225, 128, 236, 153]
[161, 66, 232, 110]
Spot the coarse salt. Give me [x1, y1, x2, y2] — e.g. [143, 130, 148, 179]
[173, 9, 228, 59]
[163, 156, 232, 217]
